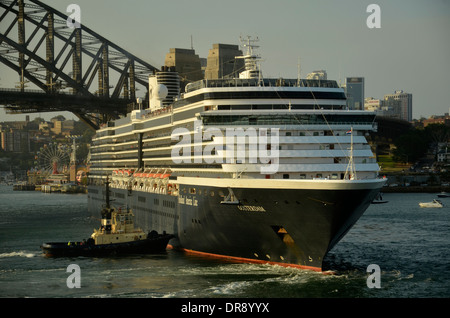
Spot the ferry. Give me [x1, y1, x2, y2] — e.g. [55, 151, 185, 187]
[87, 38, 386, 271]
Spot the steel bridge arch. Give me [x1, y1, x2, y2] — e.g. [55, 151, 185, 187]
[0, 0, 158, 129]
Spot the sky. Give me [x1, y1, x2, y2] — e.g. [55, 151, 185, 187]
[1, 0, 449, 122]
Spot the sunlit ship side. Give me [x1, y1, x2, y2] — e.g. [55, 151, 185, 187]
[87, 39, 385, 271]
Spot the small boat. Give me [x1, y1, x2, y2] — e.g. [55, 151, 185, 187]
[41, 179, 173, 257]
[372, 193, 388, 204]
[437, 192, 450, 198]
[419, 199, 443, 208]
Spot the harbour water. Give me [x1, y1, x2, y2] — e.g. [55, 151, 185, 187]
[1, 184, 449, 301]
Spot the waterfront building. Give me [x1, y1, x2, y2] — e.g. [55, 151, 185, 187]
[0, 129, 30, 152]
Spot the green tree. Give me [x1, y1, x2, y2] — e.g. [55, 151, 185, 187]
[392, 128, 428, 163]
[423, 123, 450, 158]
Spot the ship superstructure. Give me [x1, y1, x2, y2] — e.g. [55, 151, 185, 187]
[88, 39, 385, 271]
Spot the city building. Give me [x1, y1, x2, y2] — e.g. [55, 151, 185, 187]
[365, 97, 401, 118]
[364, 97, 382, 112]
[1, 116, 76, 153]
[1, 129, 30, 152]
[50, 118, 75, 135]
[421, 114, 450, 127]
[164, 48, 203, 84]
[384, 90, 412, 122]
[204, 43, 244, 80]
[345, 77, 365, 110]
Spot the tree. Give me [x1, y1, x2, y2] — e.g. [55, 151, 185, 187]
[392, 128, 428, 163]
[392, 124, 450, 164]
[424, 123, 450, 156]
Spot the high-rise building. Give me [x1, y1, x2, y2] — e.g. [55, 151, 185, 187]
[164, 48, 203, 93]
[0, 129, 30, 152]
[384, 90, 412, 122]
[345, 77, 365, 110]
[204, 44, 244, 80]
[365, 97, 401, 118]
[164, 48, 203, 82]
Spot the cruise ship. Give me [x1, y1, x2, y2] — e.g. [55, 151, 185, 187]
[87, 38, 386, 271]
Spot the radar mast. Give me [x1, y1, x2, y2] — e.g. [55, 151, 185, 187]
[237, 36, 262, 80]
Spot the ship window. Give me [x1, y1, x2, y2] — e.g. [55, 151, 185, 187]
[283, 174, 289, 179]
[210, 191, 215, 196]
[189, 188, 196, 194]
[138, 196, 146, 203]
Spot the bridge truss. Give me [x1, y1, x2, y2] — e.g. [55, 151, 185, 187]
[0, 0, 158, 129]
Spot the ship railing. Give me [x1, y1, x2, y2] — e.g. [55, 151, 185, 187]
[140, 105, 173, 120]
[185, 78, 339, 93]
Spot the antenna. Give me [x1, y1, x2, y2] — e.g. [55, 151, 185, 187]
[239, 35, 260, 56]
[344, 127, 357, 180]
[237, 35, 262, 80]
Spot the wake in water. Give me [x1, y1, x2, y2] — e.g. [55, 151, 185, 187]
[0, 251, 36, 258]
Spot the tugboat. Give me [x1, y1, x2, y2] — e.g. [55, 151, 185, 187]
[41, 179, 173, 257]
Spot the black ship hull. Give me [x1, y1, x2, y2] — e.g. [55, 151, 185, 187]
[41, 233, 174, 257]
[87, 179, 384, 271]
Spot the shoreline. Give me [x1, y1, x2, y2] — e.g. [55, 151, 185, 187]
[381, 185, 450, 193]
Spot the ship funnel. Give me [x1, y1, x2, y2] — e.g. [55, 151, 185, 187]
[149, 66, 180, 111]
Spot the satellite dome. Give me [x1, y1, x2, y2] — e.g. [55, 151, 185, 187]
[154, 84, 168, 100]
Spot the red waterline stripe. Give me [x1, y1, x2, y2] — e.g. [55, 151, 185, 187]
[167, 244, 324, 273]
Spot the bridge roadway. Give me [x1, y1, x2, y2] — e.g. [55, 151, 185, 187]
[0, 88, 132, 129]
